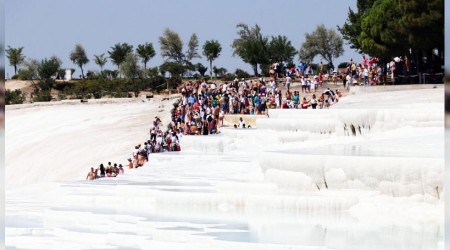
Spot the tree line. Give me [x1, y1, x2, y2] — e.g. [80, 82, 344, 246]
[5, 0, 444, 104]
[5, 22, 346, 104]
[6, 23, 344, 82]
[339, 0, 444, 73]
[6, 0, 445, 82]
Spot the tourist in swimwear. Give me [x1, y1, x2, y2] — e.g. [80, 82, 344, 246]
[99, 164, 106, 178]
[118, 164, 124, 174]
[86, 167, 96, 180]
[132, 146, 139, 166]
[127, 158, 133, 169]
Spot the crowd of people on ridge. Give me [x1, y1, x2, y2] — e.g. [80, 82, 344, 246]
[86, 162, 125, 180]
[176, 74, 342, 117]
[87, 61, 348, 180]
[86, 116, 182, 180]
[85, 54, 441, 181]
[88, 56, 402, 180]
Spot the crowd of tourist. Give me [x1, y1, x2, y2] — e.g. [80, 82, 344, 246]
[173, 71, 344, 118]
[336, 55, 437, 85]
[87, 62, 349, 180]
[86, 162, 125, 180]
[85, 54, 441, 181]
[86, 58, 378, 180]
[86, 115, 182, 180]
[338, 56, 384, 86]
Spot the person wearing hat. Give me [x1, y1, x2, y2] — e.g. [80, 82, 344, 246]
[210, 82, 216, 90]
[118, 164, 124, 174]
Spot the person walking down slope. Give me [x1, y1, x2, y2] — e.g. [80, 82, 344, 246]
[285, 75, 292, 91]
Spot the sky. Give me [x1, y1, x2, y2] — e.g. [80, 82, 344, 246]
[0, 0, 4, 70]
[4, 0, 363, 78]
[446, 0, 449, 76]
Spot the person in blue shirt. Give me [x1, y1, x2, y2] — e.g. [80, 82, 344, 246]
[254, 94, 261, 106]
[187, 95, 195, 105]
[254, 94, 261, 114]
[301, 62, 307, 74]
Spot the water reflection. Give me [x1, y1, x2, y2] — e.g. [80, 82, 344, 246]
[150, 210, 442, 250]
[279, 138, 442, 158]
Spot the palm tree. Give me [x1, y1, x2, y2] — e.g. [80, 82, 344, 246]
[108, 43, 133, 77]
[93, 53, 108, 71]
[202, 40, 222, 78]
[136, 42, 156, 77]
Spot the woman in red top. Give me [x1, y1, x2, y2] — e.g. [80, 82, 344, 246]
[318, 94, 325, 109]
[127, 158, 133, 169]
[301, 97, 310, 109]
[318, 73, 323, 87]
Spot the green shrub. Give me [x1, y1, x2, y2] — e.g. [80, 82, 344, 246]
[222, 73, 237, 82]
[58, 93, 66, 100]
[38, 79, 55, 91]
[5, 89, 25, 104]
[338, 62, 348, 69]
[53, 81, 75, 91]
[16, 70, 31, 80]
[11, 74, 19, 80]
[168, 76, 182, 90]
[286, 62, 296, 69]
[235, 68, 250, 79]
[33, 90, 52, 102]
[43, 76, 168, 100]
[92, 90, 102, 99]
[113, 92, 128, 98]
[103, 69, 119, 79]
[261, 64, 270, 77]
[57, 69, 65, 80]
